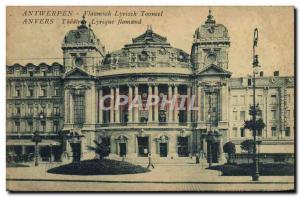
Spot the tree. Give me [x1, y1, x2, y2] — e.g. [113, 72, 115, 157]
[223, 141, 236, 164]
[240, 139, 254, 164]
[88, 140, 110, 159]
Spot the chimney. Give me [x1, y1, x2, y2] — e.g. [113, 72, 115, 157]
[274, 70, 279, 77]
[259, 71, 264, 77]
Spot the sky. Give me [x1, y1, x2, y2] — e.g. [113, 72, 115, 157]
[6, 6, 294, 77]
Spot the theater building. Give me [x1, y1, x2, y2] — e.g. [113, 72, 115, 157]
[6, 11, 294, 163]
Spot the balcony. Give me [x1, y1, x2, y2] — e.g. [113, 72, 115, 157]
[99, 122, 191, 128]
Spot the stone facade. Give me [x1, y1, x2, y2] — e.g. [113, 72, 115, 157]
[6, 11, 294, 163]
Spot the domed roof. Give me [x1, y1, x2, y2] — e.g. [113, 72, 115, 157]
[100, 26, 191, 75]
[62, 16, 105, 54]
[194, 10, 229, 43]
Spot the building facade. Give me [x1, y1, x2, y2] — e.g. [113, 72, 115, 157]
[6, 11, 294, 163]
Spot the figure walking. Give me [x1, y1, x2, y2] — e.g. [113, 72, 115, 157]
[147, 153, 155, 169]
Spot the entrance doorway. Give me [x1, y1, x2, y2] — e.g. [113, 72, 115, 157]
[119, 143, 126, 157]
[177, 137, 189, 157]
[207, 142, 219, 163]
[70, 143, 81, 163]
[137, 137, 149, 157]
[159, 143, 168, 157]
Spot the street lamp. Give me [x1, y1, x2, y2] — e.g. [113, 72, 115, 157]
[251, 28, 261, 181]
[32, 130, 42, 166]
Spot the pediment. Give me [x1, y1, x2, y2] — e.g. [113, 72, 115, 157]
[64, 67, 91, 79]
[197, 64, 232, 77]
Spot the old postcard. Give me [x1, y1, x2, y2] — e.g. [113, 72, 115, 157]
[6, 6, 295, 192]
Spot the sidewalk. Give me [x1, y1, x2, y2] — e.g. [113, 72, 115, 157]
[6, 162, 294, 184]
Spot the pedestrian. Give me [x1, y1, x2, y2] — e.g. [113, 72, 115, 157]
[147, 153, 155, 169]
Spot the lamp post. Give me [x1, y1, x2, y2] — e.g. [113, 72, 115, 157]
[205, 86, 215, 168]
[251, 28, 260, 181]
[32, 130, 42, 166]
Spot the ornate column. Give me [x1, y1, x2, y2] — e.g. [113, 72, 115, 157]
[168, 85, 173, 122]
[98, 88, 103, 124]
[173, 85, 179, 123]
[148, 85, 153, 122]
[115, 86, 120, 123]
[64, 89, 70, 123]
[197, 85, 202, 122]
[128, 85, 133, 123]
[154, 84, 159, 122]
[110, 87, 115, 123]
[134, 85, 139, 123]
[70, 93, 74, 124]
[187, 85, 191, 122]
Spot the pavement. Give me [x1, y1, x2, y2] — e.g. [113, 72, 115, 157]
[6, 159, 295, 192]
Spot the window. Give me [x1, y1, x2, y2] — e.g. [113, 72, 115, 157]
[41, 121, 46, 132]
[239, 96, 245, 105]
[257, 129, 262, 136]
[15, 121, 20, 132]
[54, 69, 59, 76]
[28, 104, 33, 115]
[29, 71, 33, 77]
[53, 107, 60, 116]
[285, 127, 290, 137]
[41, 88, 47, 97]
[233, 111, 238, 121]
[248, 78, 252, 86]
[271, 110, 277, 120]
[54, 88, 60, 96]
[53, 121, 59, 132]
[137, 137, 149, 157]
[16, 106, 21, 115]
[240, 128, 245, 137]
[15, 89, 20, 97]
[271, 127, 277, 137]
[27, 121, 33, 132]
[177, 137, 189, 157]
[74, 95, 85, 126]
[42, 71, 47, 76]
[28, 88, 34, 97]
[233, 127, 238, 137]
[240, 111, 245, 121]
[286, 110, 290, 120]
[271, 95, 277, 104]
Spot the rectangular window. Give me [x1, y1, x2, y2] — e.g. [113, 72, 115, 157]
[271, 127, 277, 137]
[42, 71, 47, 76]
[15, 121, 20, 132]
[286, 110, 290, 120]
[53, 121, 59, 132]
[41, 121, 46, 132]
[54, 88, 60, 96]
[233, 127, 238, 137]
[15, 89, 20, 97]
[28, 88, 34, 97]
[16, 106, 21, 115]
[240, 111, 245, 121]
[28, 104, 33, 115]
[41, 88, 47, 97]
[285, 127, 290, 137]
[248, 78, 252, 86]
[233, 111, 238, 121]
[74, 95, 85, 125]
[53, 107, 60, 116]
[28, 121, 33, 132]
[271, 95, 277, 104]
[271, 110, 277, 120]
[240, 128, 245, 137]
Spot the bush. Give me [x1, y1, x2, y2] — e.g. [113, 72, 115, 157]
[47, 159, 150, 175]
[223, 141, 236, 164]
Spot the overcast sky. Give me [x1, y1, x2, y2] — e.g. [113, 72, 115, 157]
[6, 6, 294, 77]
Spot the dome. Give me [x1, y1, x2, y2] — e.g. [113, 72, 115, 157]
[193, 10, 230, 43]
[100, 26, 191, 76]
[62, 16, 105, 54]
